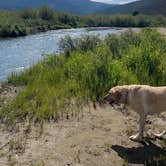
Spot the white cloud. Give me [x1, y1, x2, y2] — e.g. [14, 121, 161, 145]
[91, 0, 138, 4]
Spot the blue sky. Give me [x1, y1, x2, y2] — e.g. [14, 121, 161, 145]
[91, 0, 138, 4]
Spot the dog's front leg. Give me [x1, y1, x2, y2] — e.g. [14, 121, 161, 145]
[139, 113, 147, 137]
[129, 113, 147, 141]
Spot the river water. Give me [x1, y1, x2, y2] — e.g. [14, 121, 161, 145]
[0, 27, 125, 81]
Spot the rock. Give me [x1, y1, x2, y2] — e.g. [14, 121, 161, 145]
[66, 161, 72, 166]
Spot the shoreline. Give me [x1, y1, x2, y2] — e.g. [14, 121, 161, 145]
[0, 27, 133, 82]
[0, 26, 165, 41]
[0, 26, 166, 40]
[0, 26, 128, 40]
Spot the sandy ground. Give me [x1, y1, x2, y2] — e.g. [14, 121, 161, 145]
[158, 28, 166, 35]
[123, 27, 166, 35]
[0, 85, 166, 166]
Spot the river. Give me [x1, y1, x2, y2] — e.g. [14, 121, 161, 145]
[0, 27, 125, 81]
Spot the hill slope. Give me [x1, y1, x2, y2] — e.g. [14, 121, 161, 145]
[0, 0, 109, 14]
[100, 0, 166, 15]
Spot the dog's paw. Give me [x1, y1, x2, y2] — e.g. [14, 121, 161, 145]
[154, 130, 166, 140]
[129, 133, 143, 142]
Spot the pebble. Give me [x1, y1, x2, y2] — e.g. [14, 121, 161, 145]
[66, 161, 72, 166]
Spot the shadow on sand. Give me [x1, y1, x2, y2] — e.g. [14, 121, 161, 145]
[112, 140, 166, 166]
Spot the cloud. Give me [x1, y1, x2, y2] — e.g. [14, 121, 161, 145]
[91, 0, 138, 4]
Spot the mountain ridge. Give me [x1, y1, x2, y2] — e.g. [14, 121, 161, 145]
[0, 0, 109, 14]
[99, 0, 166, 15]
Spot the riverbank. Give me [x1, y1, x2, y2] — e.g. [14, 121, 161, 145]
[1, 7, 166, 38]
[0, 27, 127, 81]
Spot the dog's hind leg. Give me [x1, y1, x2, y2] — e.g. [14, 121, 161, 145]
[129, 113, 147, 141]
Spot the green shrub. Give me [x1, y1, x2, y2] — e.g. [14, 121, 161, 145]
[59, 35, 101, 53]
[0, 24, 26, 37]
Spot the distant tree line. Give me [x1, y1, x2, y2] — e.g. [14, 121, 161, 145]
[0, 5, 166, 37]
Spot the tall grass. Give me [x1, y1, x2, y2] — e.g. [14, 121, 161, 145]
[1, 28, 166, 124]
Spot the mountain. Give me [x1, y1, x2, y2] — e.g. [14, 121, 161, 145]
[99, 0, 166, 15]
[0, 0, 109, 14]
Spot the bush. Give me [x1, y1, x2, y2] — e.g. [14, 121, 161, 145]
[0, 24, 27, 37]
[59, 35, 101, 53]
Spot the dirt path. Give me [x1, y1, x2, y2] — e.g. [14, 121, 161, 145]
[0, 94, 165, 166]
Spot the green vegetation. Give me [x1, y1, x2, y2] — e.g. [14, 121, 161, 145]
[0, 5, 166, 38]
[81, 14, 166, 27]
[0, 28, 166, 124]
[0, 6, 77, 38]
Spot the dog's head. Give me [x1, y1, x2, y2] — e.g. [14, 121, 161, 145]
[104, 86, 128, 106]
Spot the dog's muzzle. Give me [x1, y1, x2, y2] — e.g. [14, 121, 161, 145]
[103, 94, 109, 101]
[104, 94, 115, 106]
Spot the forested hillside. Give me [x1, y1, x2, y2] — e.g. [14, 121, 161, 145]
[99, 0, 166, 15]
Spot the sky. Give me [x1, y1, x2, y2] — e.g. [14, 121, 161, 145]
[91, 0, 138, 4]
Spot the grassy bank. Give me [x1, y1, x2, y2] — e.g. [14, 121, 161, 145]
[1, 5, 166, 38]
[0, 28, 166, 124]
[0, 6, 74, 38]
